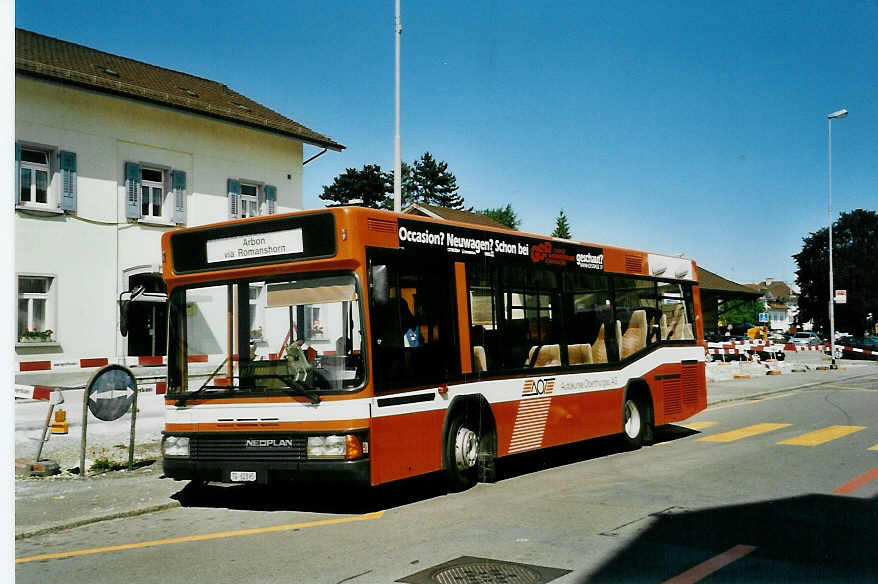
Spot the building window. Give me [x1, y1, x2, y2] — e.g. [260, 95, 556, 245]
[229, 180, 275, 219]
[19, 148, 52, 207]
[17, 276, 55, 343]
[140, 167, 165, 219]
[240, 183, 262, 218]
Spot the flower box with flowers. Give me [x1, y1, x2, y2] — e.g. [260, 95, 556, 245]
[19, 329, 55, 343]
[308, 321, 326, 341]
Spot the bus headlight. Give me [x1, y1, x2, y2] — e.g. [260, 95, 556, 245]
[307, 435, 363, 460]
[163, 436, 190, 457]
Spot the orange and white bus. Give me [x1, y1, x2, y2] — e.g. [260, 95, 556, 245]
[160, 207, 706, 489]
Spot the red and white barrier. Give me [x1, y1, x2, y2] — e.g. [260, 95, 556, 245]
[15, 381, 167, 401]
[839, 345, 878, 357]
[15, 354, 220, 372]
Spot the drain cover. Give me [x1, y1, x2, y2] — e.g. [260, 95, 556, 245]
[397, 556, 570, 584]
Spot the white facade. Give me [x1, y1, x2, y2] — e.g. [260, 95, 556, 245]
[15, 75, 310, 364]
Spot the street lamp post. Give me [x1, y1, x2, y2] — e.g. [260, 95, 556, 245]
[827, 108, 848, 369]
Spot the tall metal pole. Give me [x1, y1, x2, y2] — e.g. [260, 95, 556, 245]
[828, 116, 835, 368]
[826, 108, 847, 368]
[393, 0, 402, 212]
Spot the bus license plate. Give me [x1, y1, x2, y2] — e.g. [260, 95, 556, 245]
[230, 471, 256, 482]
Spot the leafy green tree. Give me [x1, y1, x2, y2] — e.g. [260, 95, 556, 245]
[794, 208, 878, 336]
[408, 152, 464, 209]
[480, 204, 521, 230]
[319, 164, 392, 209]
[551, 209, 572, 239]
[719, 299, 766, 326]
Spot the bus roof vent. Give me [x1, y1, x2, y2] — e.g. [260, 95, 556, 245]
[624, 254, 644, 274]
[367, 218, 396, 233]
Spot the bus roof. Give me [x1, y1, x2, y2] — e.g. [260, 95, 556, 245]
[162, 206, 698, 285]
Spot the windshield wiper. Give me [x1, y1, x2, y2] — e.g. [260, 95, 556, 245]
[250, 373, 321, 404]
[175, 357, 228, 406]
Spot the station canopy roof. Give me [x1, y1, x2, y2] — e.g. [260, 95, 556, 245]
[697, 267, 763, 298]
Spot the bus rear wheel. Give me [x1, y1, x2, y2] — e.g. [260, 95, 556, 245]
[622, 397, 645, 449]
[445, 414, 480, 491]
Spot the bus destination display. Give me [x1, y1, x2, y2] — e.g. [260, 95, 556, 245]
[206, 228, 304, 264]
[170, 212, 335, 273]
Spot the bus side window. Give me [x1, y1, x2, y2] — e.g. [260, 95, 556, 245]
[565, 272, 613, 366]
[500, 266, 560, 370]
[368, 249, 458, 390]
[615, 276, 658, 359]
[467, 262, 497, 373]
[658, 281, 694, 341]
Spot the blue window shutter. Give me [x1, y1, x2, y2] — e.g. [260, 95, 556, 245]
[14, 143, 21, 204]
[172, 170, 186, 224]
[60, 151, 77, 212]
[228, 178, 241, 219]
[125, 161, 141, 219]
[265, 185, 277, 215]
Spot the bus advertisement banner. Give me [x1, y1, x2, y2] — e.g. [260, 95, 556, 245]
[397, 218, 604, 271]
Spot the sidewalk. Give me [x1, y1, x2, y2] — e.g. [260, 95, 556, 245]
[14, 355, 878, 540]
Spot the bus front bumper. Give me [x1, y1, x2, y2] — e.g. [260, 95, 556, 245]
[161, 457, 370, 485]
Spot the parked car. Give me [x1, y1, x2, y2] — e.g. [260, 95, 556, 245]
[839, 336, 878, 360]
[767, 332, 788, 344]
[790, 332, 822, 346]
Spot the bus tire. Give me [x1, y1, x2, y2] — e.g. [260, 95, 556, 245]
[621, 395, 646, 450]
[444, 413, 480, 491]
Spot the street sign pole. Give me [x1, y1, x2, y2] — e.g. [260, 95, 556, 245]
[128, 383, 138, 470]
[80, 382, 89, 478]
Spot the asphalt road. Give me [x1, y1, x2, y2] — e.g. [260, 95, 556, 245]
[16, 373, 878, 583]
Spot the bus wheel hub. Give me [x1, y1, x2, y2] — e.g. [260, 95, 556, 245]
[454, 426, 478, 471]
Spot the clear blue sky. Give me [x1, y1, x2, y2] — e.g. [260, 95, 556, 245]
[15, 1, 878, 285]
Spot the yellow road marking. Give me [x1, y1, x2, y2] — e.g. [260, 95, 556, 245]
[16, 511, 384, 564]
[778, 425, 866, 446]
[682, 421, 719, 431]
[697, 423, 791, 443]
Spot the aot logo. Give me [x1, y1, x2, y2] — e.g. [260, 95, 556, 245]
[523, 378, 555, 397]
[530, 242, 551, 263]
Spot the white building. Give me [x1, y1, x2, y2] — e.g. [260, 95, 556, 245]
[15, 28, 343, 366]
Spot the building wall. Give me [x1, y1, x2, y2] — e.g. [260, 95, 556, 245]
[15, 75, 306, 363]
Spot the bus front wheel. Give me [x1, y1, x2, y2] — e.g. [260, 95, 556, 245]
[445, 414, 479, 491]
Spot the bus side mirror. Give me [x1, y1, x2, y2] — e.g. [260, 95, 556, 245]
[119, 285, 146, 337]
[371, 265, 389, 306]
[120, 302, 130, 337]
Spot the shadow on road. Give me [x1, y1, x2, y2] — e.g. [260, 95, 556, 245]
[169, 425, 701, 514]
[582, 492, 878, 583]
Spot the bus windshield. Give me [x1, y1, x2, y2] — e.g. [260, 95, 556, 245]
[167, 273, 365, 398]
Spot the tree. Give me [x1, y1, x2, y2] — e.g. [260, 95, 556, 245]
[319, 164, 392, 209]
[551, 209, 572, 239]
[480, 204, 521, 230]
[400, 161, 418, 207]
[794, 208, 878, 336]
[718, 298, 766, 327]
[408, 152, 464, 209]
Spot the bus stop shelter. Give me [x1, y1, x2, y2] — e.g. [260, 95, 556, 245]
[697, 267, 763, 333]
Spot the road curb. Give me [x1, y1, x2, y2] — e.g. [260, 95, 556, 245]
[15, 500, 181, 541]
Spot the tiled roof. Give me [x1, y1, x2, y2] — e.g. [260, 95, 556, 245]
[404, 203, 509, 229]
[15, 28, 344, 151]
